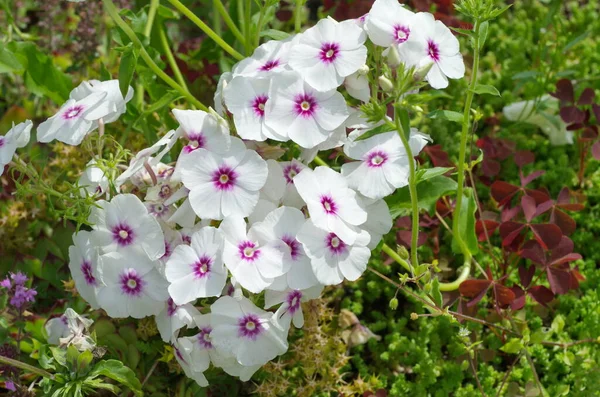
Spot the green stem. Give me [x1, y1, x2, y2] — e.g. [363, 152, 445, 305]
[102, 0, 207, 111]
[244, 0, 252, 55]
[167, 0, 244, 61]
[255, 3, 267, 48]
[392, 114, 418, 272]
[294, 0, 303, 33]
[158, 25, 189, 91]
[136, 0, 159, 109]
[213, 0, 247, 48]
[381, 244, 412, 273]
[0, 355, 54, 380]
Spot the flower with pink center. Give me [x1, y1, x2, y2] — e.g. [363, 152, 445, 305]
[265, 71, 349, 148]
[96, 250, 169, 318]
[69, 79, 133, 124]
[294, 166, 367, 244]
[210, 296, 289, 367]
[279, 159, 306, 209]
[145, 201, 175, 222]
[341, 129, 431, 199]
[223, 77, 284, 141]
[37, 92, 110, 145]
[78, 160, 109, 197]
[155, 298, 200, 342]
[397, 12, 465, 89]
[289, 19, 367, 91]
[68, 231, 100, 309]
[220, 217, 287, 293]
[179, 137, 268, 220]
[360, 196, 393, 249]
[172, 109, 231, 154]
[267, 285, 323, 328]
[365, 0, 415, 48]
[166, 226, 227, 305]
[89, 194, 165, 260]
[233, 39, 293, 78]
[297, 220, 371, 285]
[0, 120, 32, 176]
[251, 207, 319, 291]
[173, 336, 210, 387]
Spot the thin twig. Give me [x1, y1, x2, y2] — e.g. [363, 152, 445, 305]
[496, 352, 523, 397]
[540, 338, 597, 348]
[141, 360, 159, 387]
[469, 354, 486, 396]
[0, 355, 54, 380]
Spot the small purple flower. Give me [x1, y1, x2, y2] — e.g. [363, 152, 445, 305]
[10, 272, 27, 286]
[0, 278, 11, 289]
[5, 380, 16, 392]
[10, 285, 37, 308]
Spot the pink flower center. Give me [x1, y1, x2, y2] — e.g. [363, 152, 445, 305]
[184, 132, 206, 153]
[81, 261, 96, 286]
[428, 40, 440, 61]
[286, 290, 303, 313]
[393, 25, 410, 43]
[294, 94, 318, 118]
[252, 95, 269, 117]
[0, 137, 5, 148]
[326, 233, 346, 255]
[161, 240, 172, 260]
[193, 256, 212, 278]
[119, 269, 144, 296]
[149, 203, 168, 218]
[238, 241, 261, 262]
[366, 151, 388, 167]
[259, 59, 280, 71]
[238, 314, 263, 340]
[62, 105, 84, 120]
[112, 223, 134, 246]
[197, 326, 213, 349]
[319, 42, 340, 63]
[283, 163, 302, 184]
[211, 165, 237, 191]
[159, 184, 172, 199]
[320, 195, 337, 214]
[282, 235, 300, 260]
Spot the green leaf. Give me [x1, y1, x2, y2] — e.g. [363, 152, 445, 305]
[0, 44, 22, 73]
[352, 122, 395, 142]
[500, 338, 524, 354]
[472, 84, 500, 96]
[89, 360, 142, 397]
[7, 42, 73, 103]
[449, 27, 473, 37]
[431, 278, 443, 308]
[416, 167, 453, 182]
[99, 63, 112, 81]
[118, 44, 138, 99]
[387, 175, 457, 217]
[478, 21, 489, 49]
[259, 29, 290, 40]
[427, 110, 464, 123]
[451, 189, 479, 256]
[76, 350, 94, 377]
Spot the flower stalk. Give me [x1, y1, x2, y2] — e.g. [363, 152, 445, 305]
[0, 355, 54, 380]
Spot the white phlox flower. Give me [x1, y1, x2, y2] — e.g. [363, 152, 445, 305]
[210, 296, 289, 367]
[179, 137, 268, 220]
[45, 315, 69, 345]
[267, 285, 323, 328]
[57, 308, 95, 351]
[248, 159, 286, 224]
[88, 193, 166, 260]
[264, 71, 349, 149]
[37, 92, 109, 145]
[223, 77, 285, 141]
[78, 160, 109, 197]
[96, 249, 169, 319]
[70, 79, 133, 123]
[293, 166, 367, 244]
[279, 159, 306, 209]
[0, 120, 32, 176]
[68, 231, 100, 309]
[398, 12, 465, 89]
[155, 298, 200, 342]
[214, 71, 232, 116]
[251, 206, 319, 291]
[289, 18, 368, 92]
[344, 65, 371, 103]
[341, 129, 430, 199]
[365, 0, 415, 48]
[172, 108, 231, 155]
[220, 217, 287, 293]
[360, 197, 393, 249]
[166, 226, 227, 304]
[233, 39, 294, 78]
[297, 219, 371, 285]
[173, 336, 209, 387]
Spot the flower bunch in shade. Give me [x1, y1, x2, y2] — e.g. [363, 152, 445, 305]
[21, 0, 470, 386]
[0, 272, 37, 309]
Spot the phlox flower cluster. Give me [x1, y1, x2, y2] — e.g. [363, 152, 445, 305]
[0, 272, 37, 309]
[0, 0, 465, 386]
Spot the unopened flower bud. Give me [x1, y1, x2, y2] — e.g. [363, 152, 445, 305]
[410, 312, 419, 320]
[396, 245, 409, 260]
[389, 297, 399, 310]
[378, 75, 394, 92]
[358, 64, 369, 75]
[413, 61, 434, 82]
[386, 45, 402, 68]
